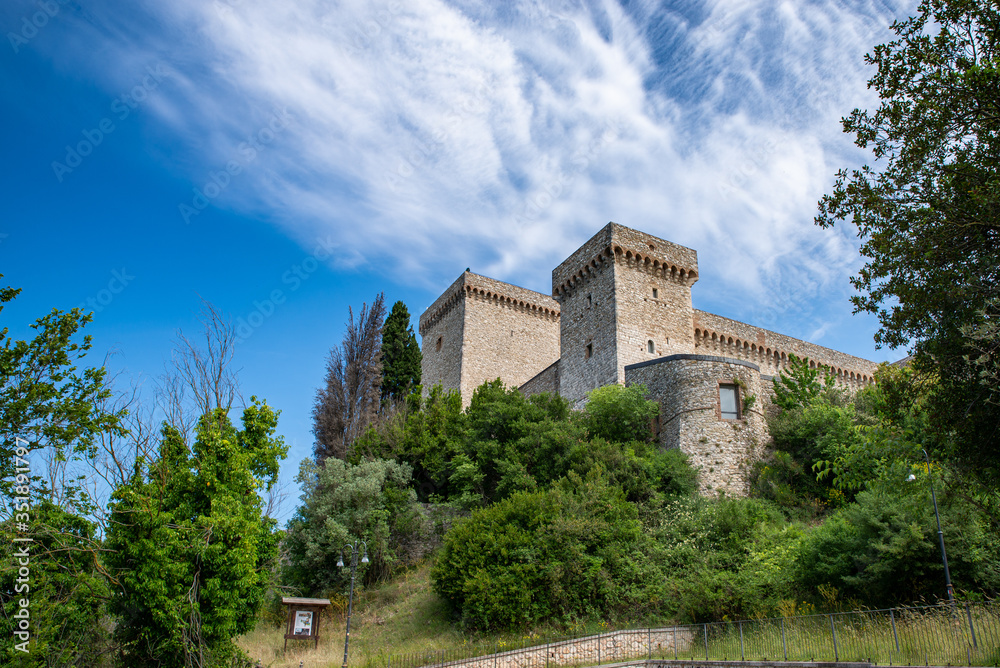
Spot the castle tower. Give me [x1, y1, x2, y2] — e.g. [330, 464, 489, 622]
[552, 223, 699, 404]
[419, 271, 560, 405]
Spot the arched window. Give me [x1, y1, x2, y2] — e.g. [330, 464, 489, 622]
[647, 340, 655, 354]
[435, 336, 442, 351]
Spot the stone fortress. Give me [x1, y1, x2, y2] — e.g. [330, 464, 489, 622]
[419, 223, 878, 495]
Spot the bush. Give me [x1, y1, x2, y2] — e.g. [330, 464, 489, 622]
[1, 501, 111, 667]
[432, 472, 653, 630]
[582, 384, 658, 443]
[644, 496, 800, 621]
[796, 481, 1000, 606]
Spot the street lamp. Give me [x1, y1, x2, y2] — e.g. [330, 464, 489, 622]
[337, 540, 368, 668]
[908, 449, 955, 605]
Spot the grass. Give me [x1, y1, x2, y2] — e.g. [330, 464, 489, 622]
[236, 561, 657, 668]
[238, 565, 999, 668]
[662, 605, 1000, 667]
[237, 562, 465, 668]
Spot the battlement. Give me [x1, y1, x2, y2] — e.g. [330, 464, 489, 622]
[419, 271, 559, 337]
[552, 223, 698, 299]
[693, 310, 878, 387]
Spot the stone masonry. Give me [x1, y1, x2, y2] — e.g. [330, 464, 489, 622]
[420, 628, 693, 668]
[419, 222, 879, 493]
[420, 271, 560, 406]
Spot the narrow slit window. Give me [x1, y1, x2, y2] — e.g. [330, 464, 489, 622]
[719, 384, 739, 420]
[652, 288, 658, 299]
[435, 336, 442, 352]
[587, 294, 593, 307]
[585, 343, 593, 359]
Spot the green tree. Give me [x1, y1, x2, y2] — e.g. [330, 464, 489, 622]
[582, 383, 658, 443]
[104, 399, 286, 667]
[815, 0, 1000, 486]
[771, 355, 832, 411]
[0, 279, 125, 498]
[283, 457, 425, 594]
[797, 480, 1000, 606]
[0, 279, 126, 663]
[1, 501, 111, 667]
[380, 301, 421, 403]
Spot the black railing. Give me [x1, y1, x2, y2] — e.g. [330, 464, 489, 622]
[388, 601, 999, 668]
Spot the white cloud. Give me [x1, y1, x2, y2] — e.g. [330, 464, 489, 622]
[49, 0, 915, 344]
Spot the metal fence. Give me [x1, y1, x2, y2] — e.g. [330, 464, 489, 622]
[389, 601, 1000, 668]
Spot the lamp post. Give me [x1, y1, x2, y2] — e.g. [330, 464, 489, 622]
[910, 449, 955, 605]
[337, 540, 368, 668]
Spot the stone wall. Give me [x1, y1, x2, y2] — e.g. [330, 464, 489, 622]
[612, 240, 699, 375]
[420, 273, 467, 394]
[626, 355, 769, 496]
[693, 311, 877, 390]
[460, 274, 560, 403]
[552, 223, 701, 404]
[520, 360, 560, 397]
[420, 628, 693, 668]
[419, 272, 560, 406]
[554, 241, 619, 405]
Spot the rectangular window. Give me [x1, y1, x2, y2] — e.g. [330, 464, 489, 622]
[652, 288, 658, 299]
[719, 384, 739, 420]
[585, 343, 593, 359]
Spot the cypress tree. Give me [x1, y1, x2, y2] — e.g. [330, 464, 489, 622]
[380, 300, 422, 402]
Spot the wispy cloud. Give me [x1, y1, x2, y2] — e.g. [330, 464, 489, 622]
[36, 0, 914, 336]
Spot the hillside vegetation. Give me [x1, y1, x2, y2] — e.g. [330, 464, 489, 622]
[281, 360, 1000, 639]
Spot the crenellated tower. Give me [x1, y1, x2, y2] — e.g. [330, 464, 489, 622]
[552, 223, 699, 404]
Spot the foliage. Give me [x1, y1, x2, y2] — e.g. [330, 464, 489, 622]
[0, 278, 126, 498]
[644, 496, 800, 622]
[756, 358, 855, 510]
[432, 472, 652, 631]
[314, 294, 386, 461]
[797, 478, 1000, 606]
[1, 501, 111, 667]
[771, 355, 833, 411]
[283, 457, 426, 594]
[385, 385, 467, 502]
[380, 301, 422, 403]
[461, 381, 580, 505]
[366, 380, 696, 509]
[105, 400, 286, 667]
[581, 383, 658, 443]
[816, 0, 1000, 487]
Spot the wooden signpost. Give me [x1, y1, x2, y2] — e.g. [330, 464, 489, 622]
[282, 597, 331, 651]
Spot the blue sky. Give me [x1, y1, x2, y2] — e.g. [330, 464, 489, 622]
[1, 0, 914, 523]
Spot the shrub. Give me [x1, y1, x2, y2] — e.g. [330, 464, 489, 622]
[582, 384, 658, 443]
[432, 472, 652, 630]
